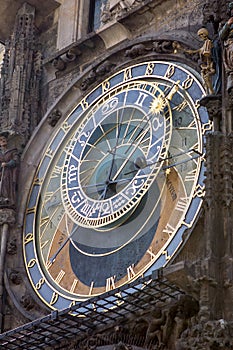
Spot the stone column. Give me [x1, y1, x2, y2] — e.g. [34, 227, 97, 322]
[0, 209, 15, 332]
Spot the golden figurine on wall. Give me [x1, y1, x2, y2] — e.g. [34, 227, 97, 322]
[174, 28, 215, 95]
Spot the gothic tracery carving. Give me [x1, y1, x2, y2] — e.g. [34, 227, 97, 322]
[0, 3, 42, 145]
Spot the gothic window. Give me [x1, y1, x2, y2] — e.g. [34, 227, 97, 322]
[89, 0, 108, 32]
[57, 0, 91, 50]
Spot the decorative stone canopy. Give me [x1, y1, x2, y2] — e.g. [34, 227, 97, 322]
[0, 0, 59, 43]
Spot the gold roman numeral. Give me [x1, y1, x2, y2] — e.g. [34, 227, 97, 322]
[185, 169, 196, 182]
[176, 197, 189, 212]
[51, 165, 62, 178]
[163, 223, 175, 236]
[89, 281, 95, 295]
[46, 260, 53, 270]
[106, 276, 116, 292]
[147, 247, 156, 261]
[40, 216, 50, 228]
[55, 270, 65, 284]
[127, 265, 136, 280]
[70, 279, 79, 293]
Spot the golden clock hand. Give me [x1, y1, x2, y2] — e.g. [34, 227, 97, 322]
[105, 93, 129, 182]
[108, 177, 134, 184]
[50, 167, 117, 263]
[124, 149, 202, 175]
[106, 83, 177, 171]
[123, 112, 154, 155]
[49, 225, 78, 264]
[100, 127, 126, 199]
[123, 93, 172, 157]
[81, 182, 110, 199]
[161, 153, 201, 171]
[111, 125, 152, 182]
[81, 181, 107, 189]
[101, 119, 126, 198]
[164, 80, 180, 101]
[123, 82, 179, 147]
[49, 237, 69, 263]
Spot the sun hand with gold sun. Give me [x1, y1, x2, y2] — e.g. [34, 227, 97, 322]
[149, 80, 180, 114]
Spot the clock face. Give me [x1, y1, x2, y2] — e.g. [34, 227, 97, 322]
[23, 61, 211, 310]
[61, 80, 173, 229]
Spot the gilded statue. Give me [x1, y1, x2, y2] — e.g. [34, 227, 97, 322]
[174, 28, 215, 95]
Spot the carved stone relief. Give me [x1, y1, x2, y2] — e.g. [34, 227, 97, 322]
[0, 208, 15, 226]
[176, 319, 233, 350]
[203, 0, 228, 34]
[64, 295, 200, 350]
[47, 109, 62, 127]
[200, 95, 222, 131]
[81, 60, 116, 91]
[7, 238, 17, 255]
[80, 40, 178, 91]
[101, 0, 145, 24]
[9, 270, 22, 285]
[20, 294, 35, 311]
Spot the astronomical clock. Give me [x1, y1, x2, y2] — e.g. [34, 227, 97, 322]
[23, 60, 211, 310]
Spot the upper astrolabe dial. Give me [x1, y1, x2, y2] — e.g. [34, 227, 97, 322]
[23, 61, 211, 309]
[61, 81, 173, 229]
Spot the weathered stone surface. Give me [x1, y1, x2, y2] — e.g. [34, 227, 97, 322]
[0, 0, 59, 43]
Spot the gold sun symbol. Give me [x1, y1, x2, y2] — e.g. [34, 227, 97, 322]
[150, 95, 166, 114]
